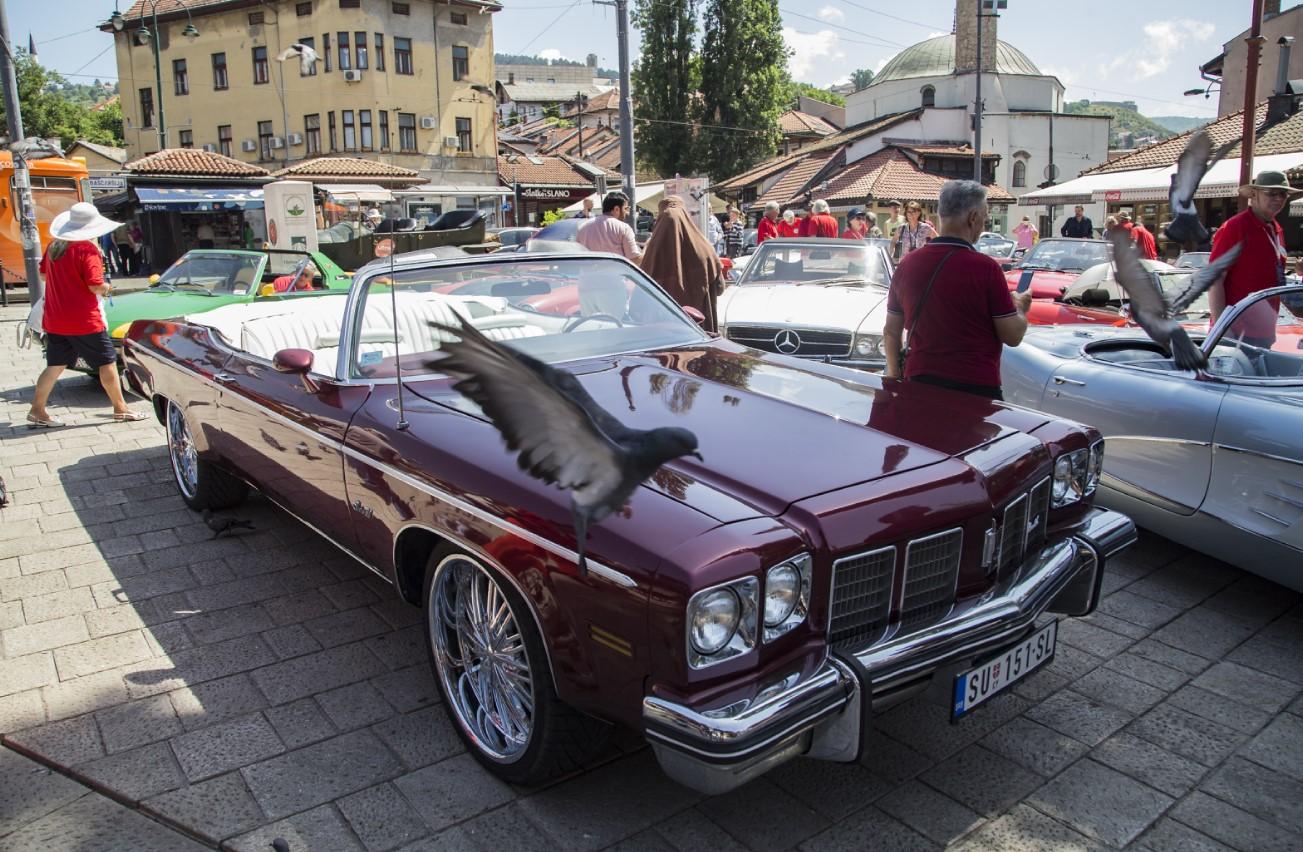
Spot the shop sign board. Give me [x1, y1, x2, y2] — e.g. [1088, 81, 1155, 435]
[520, 187, 587, 201]
[89, 177, 126, 193]
[665, 177, 710, 234]
[1103, 190, 1122, 202]
[263, 180, 318, 252]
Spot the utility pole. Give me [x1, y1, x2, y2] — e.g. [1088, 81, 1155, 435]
[0, 0, 44, 304]
[1239, 0, 1266, 211]
[575, 91, 585, 158]
[596, 0, 637, 225]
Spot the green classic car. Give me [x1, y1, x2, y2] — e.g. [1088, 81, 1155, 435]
[104, 249, 350, 356]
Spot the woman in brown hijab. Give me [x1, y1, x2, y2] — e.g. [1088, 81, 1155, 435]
[639, 195, 723, 331]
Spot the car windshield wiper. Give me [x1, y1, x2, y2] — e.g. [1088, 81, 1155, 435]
[1018, 263, 1052, 270]
[811, 276, 870, 287]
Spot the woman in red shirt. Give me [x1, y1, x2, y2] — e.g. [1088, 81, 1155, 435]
[28, 203, 146, 427]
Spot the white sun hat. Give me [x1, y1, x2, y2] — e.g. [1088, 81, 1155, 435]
[49, 202, 122, 242]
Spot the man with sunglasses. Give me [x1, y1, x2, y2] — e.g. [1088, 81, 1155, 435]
[1208, 171, 1301, 337]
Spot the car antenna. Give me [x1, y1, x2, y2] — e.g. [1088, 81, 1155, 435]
[387, 243, 410, 431]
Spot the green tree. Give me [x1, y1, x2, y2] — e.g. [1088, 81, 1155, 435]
[697, 0, 787, 182]
[783, 79, 845, 107]
[850, 68, 875, 92]
[632, 0, 700, 177]
[0, 53, 123, 147]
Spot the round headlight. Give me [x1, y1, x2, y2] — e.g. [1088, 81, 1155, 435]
[690, 588, 740, 655]
[764, 563, 800, 626]
[1052, 455, 1073, 505]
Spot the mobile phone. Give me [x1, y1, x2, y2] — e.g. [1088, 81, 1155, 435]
[1016, 270, 1035, 293]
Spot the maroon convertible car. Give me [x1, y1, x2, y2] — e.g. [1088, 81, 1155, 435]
[123, 251, 1135, 793]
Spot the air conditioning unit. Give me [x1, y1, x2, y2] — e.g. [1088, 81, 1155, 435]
[241, 139, 257, 152]
[270, 136, 285, 149]
[201, 143, 216, 152]
[443, 135, 460, 149]
[419, 116, 436, 130]
[288, 132, 303, 145]
[342, 69, 363, 82]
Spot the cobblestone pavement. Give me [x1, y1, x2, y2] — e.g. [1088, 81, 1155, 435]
[2, 307, 1302, 851]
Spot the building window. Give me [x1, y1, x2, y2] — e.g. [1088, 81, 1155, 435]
[305, 113, 321, 154]
[359, 110, 373, 149]
[450, 11, 467, 24]
[342, 110, 356, 149]
[398, 112, 416, 151]
[337, 32, 350, 70]
[392, 2, 410, 13]
[328, 111, 337, 151]
[258, 120, 274, 160]
[1012, 159, 1026, 187]
[297, 37, 317, 75]
[374, 34, 384, 71]
[455, 117, 471, 152]
[212, 53, 228, 90]
[452, 46, 469, 81]
[921, 85, 935, 108]
[350, 31, 366, 70]
[139, 87, 154, 128]
[249, 11, 264, 24]
[296, 1, 311, 14]
[340, 0, 359, 7]
[253, 46, 269, 84]
[172, 59, 188, 96]
[322, 33, 331, 72]
[378, 110, 389, 150]
[178, 129, 193, 148]
[394, 37, 412, 75]
[218, 124, 232, 156]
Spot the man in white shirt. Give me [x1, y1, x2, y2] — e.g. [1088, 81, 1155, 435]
[576, 192, 641, 260]
[196, 221, 216, 249]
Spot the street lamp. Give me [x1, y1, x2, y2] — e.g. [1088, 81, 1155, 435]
[110, 0, 200, 150]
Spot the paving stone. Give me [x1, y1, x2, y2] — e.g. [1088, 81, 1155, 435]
[0, 747, 88, 837]
[142, 771, 267, 846]
[949, 803, 1105, 852]
[919, 745, 1041, 818]
[265, 697, 338, 750]
[261, 589, 339, 626]
[1081, 610, 1150, 640]
[317, 681, 396, 731]
[78, 740, 187, 803]
[320, 578, 383, 611]
[1152, 607, 1258, 659]
[83, 600, 162, 639]
[8, 711, 106, 771]
[855, 730, 935, 784]
[1127, 703, 1246, 766]
[168, 673, 269, 731]
[338, 782, 431, 852]
[1256, 614, 1303, 651]
[0, 653, 57, 703]
[1098, 589, 1183, 630]
[0, 785, 209, 851]
[1191, 660, 1300, 714]
[1012, 668, 1069, 702]
[653, 807, 750, 852]
[875, 692, 1029, 761]
[369, 705, 465, 771]
[1136, 818, 1235, 852]
[1202, 756, 1303, 834]
[185, 566, 321, 613]
[95, 693, 182, 753]
[1125, 556, 1236, 609]
[1, 614, 89, 657]
[689, 777, 826, 852]
[1227, 634, 1303, 686]
[181, 603, 275, 646]
[1166, 684, 1273, 734]
[370, 665, 438, 714]
[251, 642, 388, 706]
[1171, 791, 1301, 852]
[1069, 665, 1167, 715]
[1103, 652, 1191, 692]
[1024, 689, 1132, 747]
[979, 716, 1089, 777]
[167, 633, 278, 689]
[0, 689, 45, 733]
[0, 570, 68, 603]
[1202, 582, 1297, 627]
[143, 621, 191, 656]
[1027, 758, 1172, 847]
[1240, 713, 1303, 783]
[262, 623, 323, 659]
[1089, 731, 1206, 797]
[52, 630, 153, 680]
[430, 801, 563, 851]
[1128, 637, 1213, 674]
[797, 804, 938, 852]
[1041, 643, 1104, 681]
[227, 803, 364, 852]
[768, 756, 894, 821]
[364, 624, 427, 672]
[0, 601, 23, 631]
[306, 607, 393, 649]
[876, 779, 983, 846]
[171, 712, 286, 782]
[241, 729, 403, 820]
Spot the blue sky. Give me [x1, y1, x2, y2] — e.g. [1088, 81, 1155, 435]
[16, 0, 1247, 118]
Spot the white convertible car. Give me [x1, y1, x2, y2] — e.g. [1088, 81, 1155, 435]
[718, 238, 894, 370]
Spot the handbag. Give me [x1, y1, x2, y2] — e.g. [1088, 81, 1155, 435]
[898, 249, 958, 374]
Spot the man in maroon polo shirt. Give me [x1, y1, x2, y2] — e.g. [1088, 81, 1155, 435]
[883, 180, 1032, 400]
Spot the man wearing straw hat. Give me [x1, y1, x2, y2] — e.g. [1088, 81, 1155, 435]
[1207, 170, 1303, 343]
[26, 202, 147, 428]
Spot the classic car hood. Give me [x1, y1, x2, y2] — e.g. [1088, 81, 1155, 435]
[105, 290, 234, 335]
[413, 344, 1041, 516]
[1004, 269, 1079, 300]
[719, 283, 888, 333]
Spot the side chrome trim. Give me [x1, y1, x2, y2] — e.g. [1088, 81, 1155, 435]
[1100, 472, 1196, 515]
[1250, 507, 1291, 526]
[1104, 435, 1212, 448]
[1217, 444, 1303, 467]
[1266, 490, 1303, 510]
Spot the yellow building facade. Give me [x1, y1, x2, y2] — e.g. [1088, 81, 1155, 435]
[108, 0, 500, 185]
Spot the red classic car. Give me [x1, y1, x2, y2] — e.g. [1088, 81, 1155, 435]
[1004, 238, 1113, 300]
[122, 252, 1135, 793]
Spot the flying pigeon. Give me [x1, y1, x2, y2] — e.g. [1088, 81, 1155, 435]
[276, 43, 320, 76]
[1165, 131, 1237, 246]
[1108, 231, 1207, 370]
[1164, 242, 1243, 316]
[424, 316, 702, 575]
[202, 509, 255, 539]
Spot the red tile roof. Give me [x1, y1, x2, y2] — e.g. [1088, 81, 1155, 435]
[125, 148, 269, 177]
[498, 154, 599, 187]
[757, 147, 843, 206]
[270, 157, 422, 184]
[820, 148, 1015, 206]
[779, 110, 838, 137]
[906, 144, 1000, 159]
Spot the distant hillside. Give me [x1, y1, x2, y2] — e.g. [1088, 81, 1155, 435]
[494, 53, 618, 79]
[1064, 100, 1176, 148]
[1150, 115, 1210, 134]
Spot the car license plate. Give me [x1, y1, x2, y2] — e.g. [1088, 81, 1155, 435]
[953, 621, 1056, 719]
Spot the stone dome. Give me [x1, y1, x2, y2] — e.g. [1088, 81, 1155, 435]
[871, 34, 1042, 85]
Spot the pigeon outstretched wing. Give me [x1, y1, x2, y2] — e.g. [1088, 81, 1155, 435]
[1166, 242, 1243, 316]
[1166, 133, 1237, 245]
[1109, 231, 1206, 370]
[276, 43, 319, 76]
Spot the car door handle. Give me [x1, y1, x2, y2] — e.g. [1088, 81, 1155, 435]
[214, 372, 236, 384]
[1052, 375, 1086, 386]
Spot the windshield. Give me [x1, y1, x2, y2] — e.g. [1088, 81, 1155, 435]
[977, 239, 1015, 257]
[1175, 252, 1209, 269]
[1155, 271, 1212, 317]
[1019, 240, 1110, 272]
[154, 253, 262, 295]
[738, 242, 891, 287]
[351, 257, 706, 379]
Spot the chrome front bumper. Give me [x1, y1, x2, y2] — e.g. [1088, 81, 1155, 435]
[642, 508, 1135, 794]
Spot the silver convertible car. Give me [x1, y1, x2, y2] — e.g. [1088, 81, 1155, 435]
[1003, 283, 1303, 591]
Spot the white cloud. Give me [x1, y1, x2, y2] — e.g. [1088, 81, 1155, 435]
[817, 6, 844, 23]
[926, 31, 949, 39]
[537, 48, 567, 63]
[1101, 19, 1214, 79]
[873, 57, 889, 73]
[783, 27, 847, 88]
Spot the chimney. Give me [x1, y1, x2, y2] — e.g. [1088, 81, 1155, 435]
[1265, 0, 1281, 18]
[1267, 36, 1297, 123]
[954, 0, 998, 73]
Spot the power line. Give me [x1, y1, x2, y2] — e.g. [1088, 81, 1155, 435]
[515, 0, 585, 55]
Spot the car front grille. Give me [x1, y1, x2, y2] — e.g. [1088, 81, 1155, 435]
[725, 325, 852, 357]
[900, 528, 964, 628]
[828, 546, 895, 648]
[997, 477, 1050, 577]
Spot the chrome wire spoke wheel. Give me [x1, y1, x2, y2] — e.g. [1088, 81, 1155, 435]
[166, 402, 199, 500]
[429, 555, 534, 762]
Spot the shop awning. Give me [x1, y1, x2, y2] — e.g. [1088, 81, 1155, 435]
[1020, 152, 1303, 207]
[93, 191, 132, 213]
[320, 183, 393, 202]
[395, 184, 513, 197]
[1017, 171, 1145, 207]
[135, 187, 264, 210]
